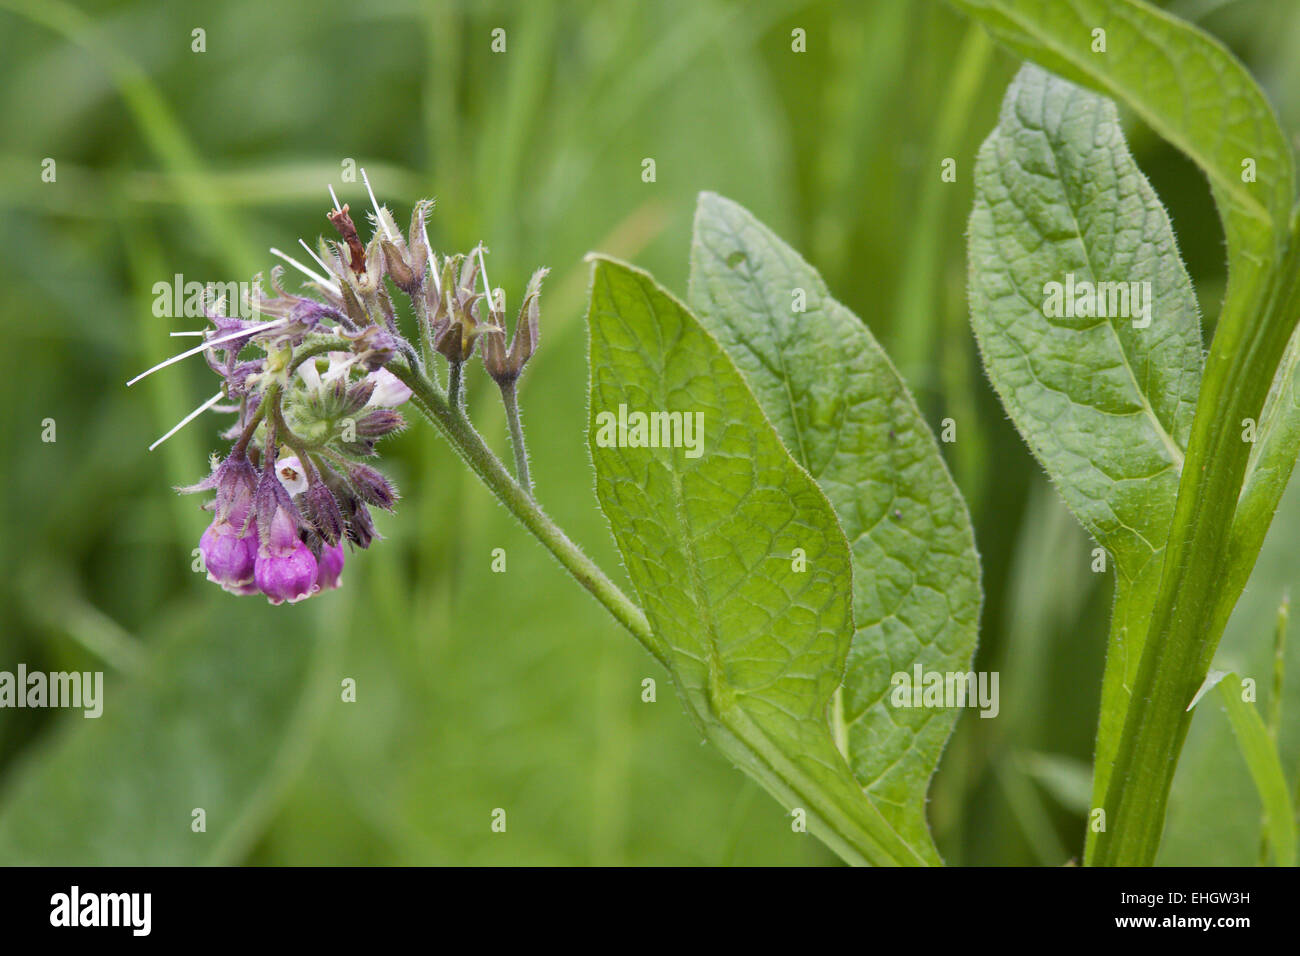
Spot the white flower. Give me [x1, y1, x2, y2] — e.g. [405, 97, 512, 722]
[274, 455, 309, 496]
[365, 367, 412, 408]
[297, 351, 357, 392]
[323, 351, 356, 383]
[297, 358, 321, 391]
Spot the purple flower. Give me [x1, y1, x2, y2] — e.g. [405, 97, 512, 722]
[200, 521, 258, 593]
[182, 453, 259, 593]
[315, 541, 345, 592]
[253, 466, 318, 605]
[137, 190, 460, 608]
[179, 452, 257, 523]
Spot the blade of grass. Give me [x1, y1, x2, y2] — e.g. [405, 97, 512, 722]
[1261, 597, 1290, 864]
[1192, 671, 1297, 867]
[892, 23, 992, 387]
[0, 0, 259, 278]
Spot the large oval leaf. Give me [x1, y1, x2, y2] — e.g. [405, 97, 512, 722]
[586, 255, 931, 865]
[688, 193, 980, 860]
[968, 64, 1204, 819]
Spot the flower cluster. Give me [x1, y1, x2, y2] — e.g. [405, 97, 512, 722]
[131, 173, 544, 604]
[178, 358, 407, 605]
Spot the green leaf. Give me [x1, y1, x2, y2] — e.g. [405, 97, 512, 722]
[687, 192, 981, 860]
[955, 0, 1300, 866]
[947, 0, 1294, 255]
[1189, 672, 1297, 867]
[968, 64, 1203, 811]
[0, 603, 341, 864]
[952, 0, 1300, 646]
[586, 255, 932, 866]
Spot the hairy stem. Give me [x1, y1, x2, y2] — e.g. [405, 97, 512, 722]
[410, 279, 438, 379]
[388, 359, 665, 666]
[447, 359, 463, 409]
[286, 337, 354, 376]
[232, 386, 274, 458]
[1088, 236, 1300, 867]
[498, 379, 532, 495]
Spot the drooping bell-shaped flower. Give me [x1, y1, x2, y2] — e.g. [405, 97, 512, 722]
[199, 521, 259, 593]
[315, 541, 346, 592]
[182, 453, 259, 594]
[253, 466, 318, 605]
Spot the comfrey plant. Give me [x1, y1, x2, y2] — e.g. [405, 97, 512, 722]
[134, 176, 982, 867]
[133, 1, 1299, 867]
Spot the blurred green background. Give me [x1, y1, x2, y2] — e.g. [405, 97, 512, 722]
[1, 0, 1298, 866]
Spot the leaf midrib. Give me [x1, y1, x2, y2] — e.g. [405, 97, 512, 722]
[1026, 91, 1188, 473]
[715, 215, 817, 472]
[626, 273, 730, 703]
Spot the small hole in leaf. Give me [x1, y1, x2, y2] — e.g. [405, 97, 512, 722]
[726, 251, 746, 268]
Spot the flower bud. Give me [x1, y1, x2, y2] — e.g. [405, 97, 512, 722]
[364, 368, 411, 408]
[354, 408, 406, 438]
[319, 465, 378, 549]
[405, 200, 433, 290]
[347, 462, 398, 510]
[338, 278, 369, 328]
[381, 238, 416, 295]
[338, 437, 378, 458]
[482, 267, 546, 385]
[344, 498, 378, 549]
[341, 377, 377, 416]
[300, 479, 345, 546]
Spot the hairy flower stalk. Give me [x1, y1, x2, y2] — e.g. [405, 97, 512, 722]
[481, 269, 545, 495]
[130, 177, 651, 646]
